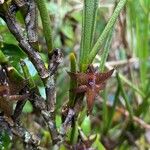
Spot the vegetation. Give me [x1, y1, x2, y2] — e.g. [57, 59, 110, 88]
[0, 0, 149, 149]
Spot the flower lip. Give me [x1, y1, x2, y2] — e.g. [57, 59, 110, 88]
[88, 80, 95, 87]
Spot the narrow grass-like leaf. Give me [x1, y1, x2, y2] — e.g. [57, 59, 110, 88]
[136, 10, 149, 91]
[88, 0, 127, 63]
[99, 28, 114, 71]
[93, 134, 105, 150]
[139, 0, 150, 14]
[117, 73, 133, 119]
[136, 93, 150, 116]
[103, 86, 120, 134]
[79, 0, 98, 72]
[36, 0, 53, 53]
[119, 73, 145, 97]
[70, 121, 78, 144]
[102, 90, 108, 133]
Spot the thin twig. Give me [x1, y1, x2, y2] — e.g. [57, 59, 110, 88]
[0, 115, 40, 149]
[116, 107, 150, 130]
[46, 48, 63, 111]
[95, 57, 138, 68]
[30, 91, 61, 145]
[44, 48, 63, 144]
[60, 108, 75, 136]
[25, 0, 39, 50]
[0, 1, 64, 147]
[0, 5, 49, 79]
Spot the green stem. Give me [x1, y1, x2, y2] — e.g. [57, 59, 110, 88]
[36, 0, 53, 53]
[88, 0, 127, 63]
[68, 52, 77, 107]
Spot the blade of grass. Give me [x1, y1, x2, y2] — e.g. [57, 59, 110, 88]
[99, 28, 114, 71]
[117, 73, 133, 120]
[139, 0, 150, 14]
[118, 73, 145, 97]
[102, 90, 108, 134]
[135, 75, 150, 116]
[36, 0, 53, 53]
[103, 86, 120, 134]
[136, 10, 149, 91]
[88, 0, 127, 63]
[79, 0, 98, 72]
[136, 92, 150, 116]
[70, 121, 78, 144]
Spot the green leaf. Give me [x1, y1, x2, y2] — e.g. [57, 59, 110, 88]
[0, 32, 17, 45]
[0, 50, 8, 64]
[119, 73, 145, 97]
[0, 131, 11, 150]
[80, 0, 98, 71]
[99, 28, 114, 71]
[61, 23, 74, 40]
[1, 43, 27, 70]
[55, 115, 62, 129]
[22, 100, 33, 113]
[104, 86, 120, 134]
[117, 73, 133, 119]
[88, 0, 127, 63]
[93, 134, 105, 150]
[81, 116, 91, 136]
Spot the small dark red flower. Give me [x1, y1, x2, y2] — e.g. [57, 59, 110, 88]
[68, 65, 114, 113]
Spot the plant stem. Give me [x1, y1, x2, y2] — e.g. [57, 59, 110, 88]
[69, 52, 77, 107]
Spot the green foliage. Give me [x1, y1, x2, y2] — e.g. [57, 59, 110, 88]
[88, 0, 127, 64]
[22, 100, 33, 113]
[0, 131, 11, 150]
[0, 0, 150, 149]
[79, 0, 98, 71]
